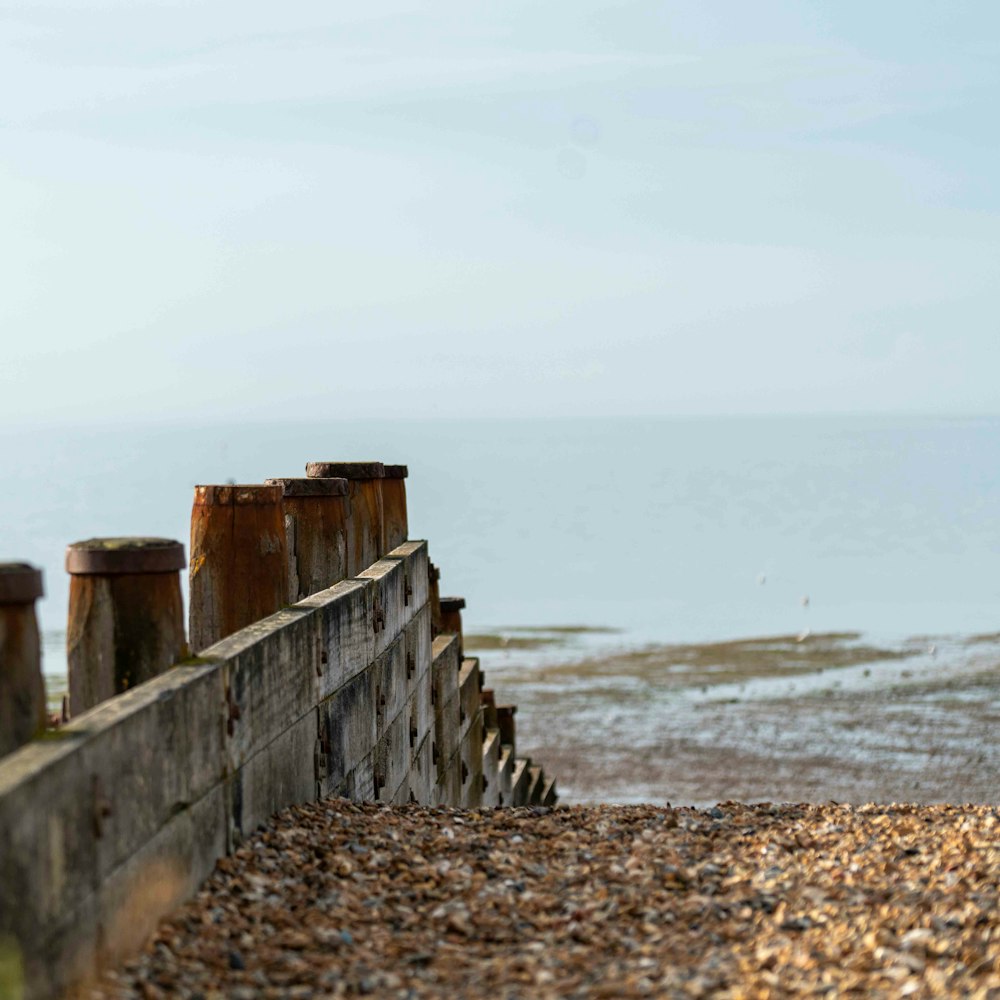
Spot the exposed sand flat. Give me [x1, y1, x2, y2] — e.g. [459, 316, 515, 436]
[472, 630, 1000, 806]
[85, 798, 1000, 999]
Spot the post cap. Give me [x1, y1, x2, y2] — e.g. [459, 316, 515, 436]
[383, 464, 408, 479]
[265, 477, 350, 498]
[305, 462, 385, 480]
[440, 596, 466, 613]
[428, 563, 441, 582]
[0, 563, 44, 604]
[66, 538, 186, 575]
[193, 484, 283, 506]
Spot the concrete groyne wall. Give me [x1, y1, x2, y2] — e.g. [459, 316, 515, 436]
[0, 475, 555, 999]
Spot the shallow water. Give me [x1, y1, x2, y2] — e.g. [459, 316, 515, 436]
[473, 628, 1000, 806]
[4, 415, 999, 802]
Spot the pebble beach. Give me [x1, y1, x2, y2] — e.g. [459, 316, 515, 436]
[86, 797, 1000, 999]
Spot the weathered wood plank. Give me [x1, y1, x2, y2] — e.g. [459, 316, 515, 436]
[226, 711, 317, 843]
[373, 634, 407, 737]
[481, 728, 501, 808]
[0, 662, 226, 998]
[527, 765, 544, 805]
[317, 666, 376, 797]
[510, 758, 531, 807]
[541, 776, 558, 807]
[431, 637, 461, 784]
[386, 540, 429, 621]
[458, 658, 481, 744]
[97, 783, 226, 970]
[203, 607, 320, 773]
[497, 746, 514, 808]
[408, 733, 434, 805]
[356, 557, 407, 658]
[299, 578, 373, 699]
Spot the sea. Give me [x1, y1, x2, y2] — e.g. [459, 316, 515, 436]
[4, 414, 999, 803]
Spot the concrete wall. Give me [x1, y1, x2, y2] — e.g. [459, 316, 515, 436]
[0, 540, 554, 999]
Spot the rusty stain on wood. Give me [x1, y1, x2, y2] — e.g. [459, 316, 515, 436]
[440, 595, 465, 657]
[304, 463, 386, 576]
[382, 464, 408, 553]
[0, 563, 46, 756]
[265, 478, 351, 602]
[188, 485, 288, 651]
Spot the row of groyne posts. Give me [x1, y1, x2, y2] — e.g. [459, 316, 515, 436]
[0, 461, 556, 1000]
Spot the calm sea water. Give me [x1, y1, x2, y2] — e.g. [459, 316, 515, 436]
[2, 414, 999, 680]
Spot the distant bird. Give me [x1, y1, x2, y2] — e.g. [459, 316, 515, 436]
[757, 573, 767, 586]
[928, 644, 937, 657]
[797, 628, 811, 643]
[801, 595, 810, 608]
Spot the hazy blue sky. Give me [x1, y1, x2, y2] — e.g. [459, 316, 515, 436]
[3, 1, 999, 422]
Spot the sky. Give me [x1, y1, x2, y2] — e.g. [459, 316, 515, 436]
[3, 1, 999, 422]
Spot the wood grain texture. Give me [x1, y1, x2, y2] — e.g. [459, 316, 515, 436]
[281, 493, 350, 601]
[67, 572, 186, 715]
[427, 561, 442, 637]
[381, 477, 408, 554]
[188, 486, 288, 651]
[481, 728, 501, 808]
[440, 602, 464, 658]
[0, 603, 46, 756]
[347, 479, 384, 577]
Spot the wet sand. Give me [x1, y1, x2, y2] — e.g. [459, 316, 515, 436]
[471, 629, 1000, 807]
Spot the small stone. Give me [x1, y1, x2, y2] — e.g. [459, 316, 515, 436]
[80, 799, 1000, 1000]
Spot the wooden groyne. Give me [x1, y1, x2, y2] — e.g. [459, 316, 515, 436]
[0, 460, 556, 1000]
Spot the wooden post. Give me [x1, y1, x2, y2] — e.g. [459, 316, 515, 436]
[381, 464, 409, 553]
[189, 485, 288, 651]
[304, 462, 385, 576]
[496, 704, 517, 757]
[265, 477, 350, 602]
[428, 562, 442, 637]
[0, 563, 46, 756]
[480, 687, 499, 730]
[440, 596, 465, 657]
[66, 538, 187, 715]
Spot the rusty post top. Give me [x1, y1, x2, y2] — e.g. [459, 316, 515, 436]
[305, 461, 385, 480]
[0, 563, 44, 605]
[66, 538, 186, 576]
[428, 562, 441, 582]
[440, 596, 466, 612]
[265, 477, 350, 498]
[193, 484, 283, 506]
[383, 464, 408, 479]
